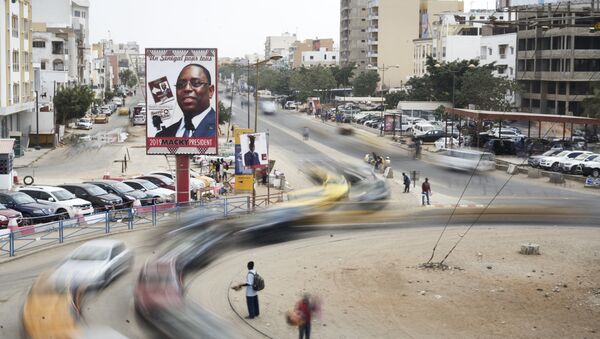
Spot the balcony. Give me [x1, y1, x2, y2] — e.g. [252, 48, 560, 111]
[367, 51, 378, 58]
[368, 14, 379, 21]
[367, 39, 378, 46]
[367, 26, 379, 33]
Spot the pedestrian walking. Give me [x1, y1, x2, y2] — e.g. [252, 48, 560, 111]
[222, 160, 229, 182]
[296, 294, 315, 339]
[421, 177, 432, 206]
[215, 159, 221, 183]
[232, 261, 261, 319]
[402, 172, 411, 193]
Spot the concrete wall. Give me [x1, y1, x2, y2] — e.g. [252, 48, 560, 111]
[31, 0, 72, 27]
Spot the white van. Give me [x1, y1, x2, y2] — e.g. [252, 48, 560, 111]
[433, 149, 496, 172]
[412, 122, 436, 137]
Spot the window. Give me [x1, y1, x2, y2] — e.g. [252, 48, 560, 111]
[309, 56, 314, 60]
[81, 11, 86, 18]
[12, 51, 19, 72]
[52, 41, 64, 54]
[41, 61, 46, 70]
[510, 46, 514, 54]
[332, 56, 336, 60]
[324, 54, 327, 60]
[23, 52, 29, 71]
[12, 83, 19, 104]
[499, 44, 507, 58]
[443, 47, 446, 58]
[509, 67, 513, 75]
[497, 65, 507, 74]
[488, 48, 492, 56]
[74, 10, 81, 17]
[33, 41, 45, 48]
[11, 15, 18, 38]
[22, 19, 29, 39]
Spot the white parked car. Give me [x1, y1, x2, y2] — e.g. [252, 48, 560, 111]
[51, 239, 133, 289]
[75, 118, 93, 130]
[412, 122, 436, 137]
[147, 171, 207, 190]
[539, 150, 593, 171]
[18, 185, 94, 219]
[122, 179, 175, 203]
[488, 129, 524, 140]
[560, 153, 599, 174]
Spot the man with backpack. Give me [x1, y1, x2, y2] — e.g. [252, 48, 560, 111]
[232, 261, 264, 319]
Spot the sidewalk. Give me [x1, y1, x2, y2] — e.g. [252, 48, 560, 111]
[14, 147, 55, 169]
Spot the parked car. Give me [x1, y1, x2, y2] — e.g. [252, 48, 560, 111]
[94, 114, 108, 124]
[528, 149, 563, 168]
[147, 171, 207, 191]
[560, 153, 599, 174]
[52, 239, 133, 289]
[135, 175, 176, 191]
[412, 122, 437, 137]
[414, 129, 447, 143]
[0, 204, 23, 228]
[75, 118, 93, 130]
[0, 191, 62, 224]
[539, 150, 593, 171]
[100, 105, 112, 116]
[581, 159, 600, 177]
[84, 180, 151, 207]
[58, 183, 124, 211]
[18, 185, 94, 218]
[484, 139, 517, 155]
[122, 179, 175, 204]
[284, 101, 297, 109]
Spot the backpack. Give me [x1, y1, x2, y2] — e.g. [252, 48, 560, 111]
[250, 272, 265, 291]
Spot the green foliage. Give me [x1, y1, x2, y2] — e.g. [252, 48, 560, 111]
[331, 63, 356, 87]
[384, 91, 408, 110]
[217, 100, 232, 125]
[118, 69, 136, 88]
[104, 87, 115, 102]
[405, 56, 520, 110]
[289, 65, 336, 101]
[53, 85, 95, 125]
[582, 82, 600, 118]
[352, 70, 380, 97]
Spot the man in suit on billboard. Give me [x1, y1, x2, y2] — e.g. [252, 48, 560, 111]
[156, 64, 216, 137]
[244, 135, 261, 167]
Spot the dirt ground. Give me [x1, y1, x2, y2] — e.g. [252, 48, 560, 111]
[192, 226, 600, 338]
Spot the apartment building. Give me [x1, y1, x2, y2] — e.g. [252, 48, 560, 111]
[340, 0, 369, 71]
[31, 0, 90, 84]
[480, 25, 517, 79]
[301, 48, 339, 68]
[367, 0, 464, 88]
[515, 1, 600, 115]
[31, 23, 70, 106]
[264, 32, 297, 66]
[1, 0, 35, 141]
[290, 38, 335, 68]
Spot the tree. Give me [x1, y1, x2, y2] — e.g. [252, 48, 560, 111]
[104, 86, 115, 102]
[118, 69, 136, 87]
[217, 100, 231, 125]
[459, 67, 520, 111]
[53, 85, 95, 125]
[385, 91, 408, 110]
[331, 63, 356, 88]
[582, 82, 600, 118]
[352, 70, 380, 96]
[289, 65, 336, 102]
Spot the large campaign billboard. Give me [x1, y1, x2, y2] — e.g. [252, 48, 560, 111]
[239, 133, 268, 169]
[145, 48, 218, 155]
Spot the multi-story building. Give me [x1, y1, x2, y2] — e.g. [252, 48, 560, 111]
[1, 0, 35, 141]
[31, 0, 90, 84]
[264, 32, 297, 66]
[31, 23, 70, 106]
[301, 48, 340, 68]
[340, 0, 369, 71]
[515, 1, 600, 115]
[290, 38, 335, 68]
[480, 25, 517, 79]
[366, 0, 464, 88]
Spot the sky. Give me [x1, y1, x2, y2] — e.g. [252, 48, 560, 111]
[89, 0, 496, 58]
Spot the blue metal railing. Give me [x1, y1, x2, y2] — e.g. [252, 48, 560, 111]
[0, 193, 283, 258]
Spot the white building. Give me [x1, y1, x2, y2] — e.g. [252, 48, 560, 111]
[31, 27, 70, 105]
[0, 0, 35, 144]
[31, 0, 91, 84]
[479, 31, 517, 79]
[264, 32, 297, 66]
[301, 48, 339, 67]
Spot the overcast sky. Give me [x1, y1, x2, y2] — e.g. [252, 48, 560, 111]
[89, 0, 496, 58]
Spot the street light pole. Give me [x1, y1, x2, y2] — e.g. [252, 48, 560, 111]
[254, 62, 259, 132]
[380, 63, 385, 136]
[35, 90, 40, 148]
[247, 59, 250, 128]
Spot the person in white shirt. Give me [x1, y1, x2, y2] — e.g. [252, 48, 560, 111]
[232, 261, 260, 319]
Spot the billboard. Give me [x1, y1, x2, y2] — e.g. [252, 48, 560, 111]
[145, 48, 218, 155]
[384, 114, 395, 132]
[239, 133, 268, 169]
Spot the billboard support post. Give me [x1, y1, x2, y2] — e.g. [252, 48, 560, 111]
[176, 155, 190, 204]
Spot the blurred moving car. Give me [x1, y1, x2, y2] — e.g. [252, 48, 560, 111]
[432, 149, 496, 172]
[18, 185, 94, 218]
[22, 272, 80, 339]
[122, 179, 175, 203]
[134, 258, 184, 318]
[0, 191, 62, 224]
[434, 137, 460, 150]
[84, 180, 150, 207]
[59, 183, 124, 211]
[52, 239, 133, 289]
[75, 118, 93, 130]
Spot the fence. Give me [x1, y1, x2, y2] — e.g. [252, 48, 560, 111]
[0, 192, 284, 258]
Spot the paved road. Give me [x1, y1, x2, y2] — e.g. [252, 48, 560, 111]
[229, 95, 599, 211]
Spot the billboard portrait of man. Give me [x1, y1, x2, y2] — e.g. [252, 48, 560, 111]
[240, 133, 268, 169]
[155, 63, 216, 138]
[145, 48, 218, 155]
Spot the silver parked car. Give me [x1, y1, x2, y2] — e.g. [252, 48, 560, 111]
[52, 239, 133, 289]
